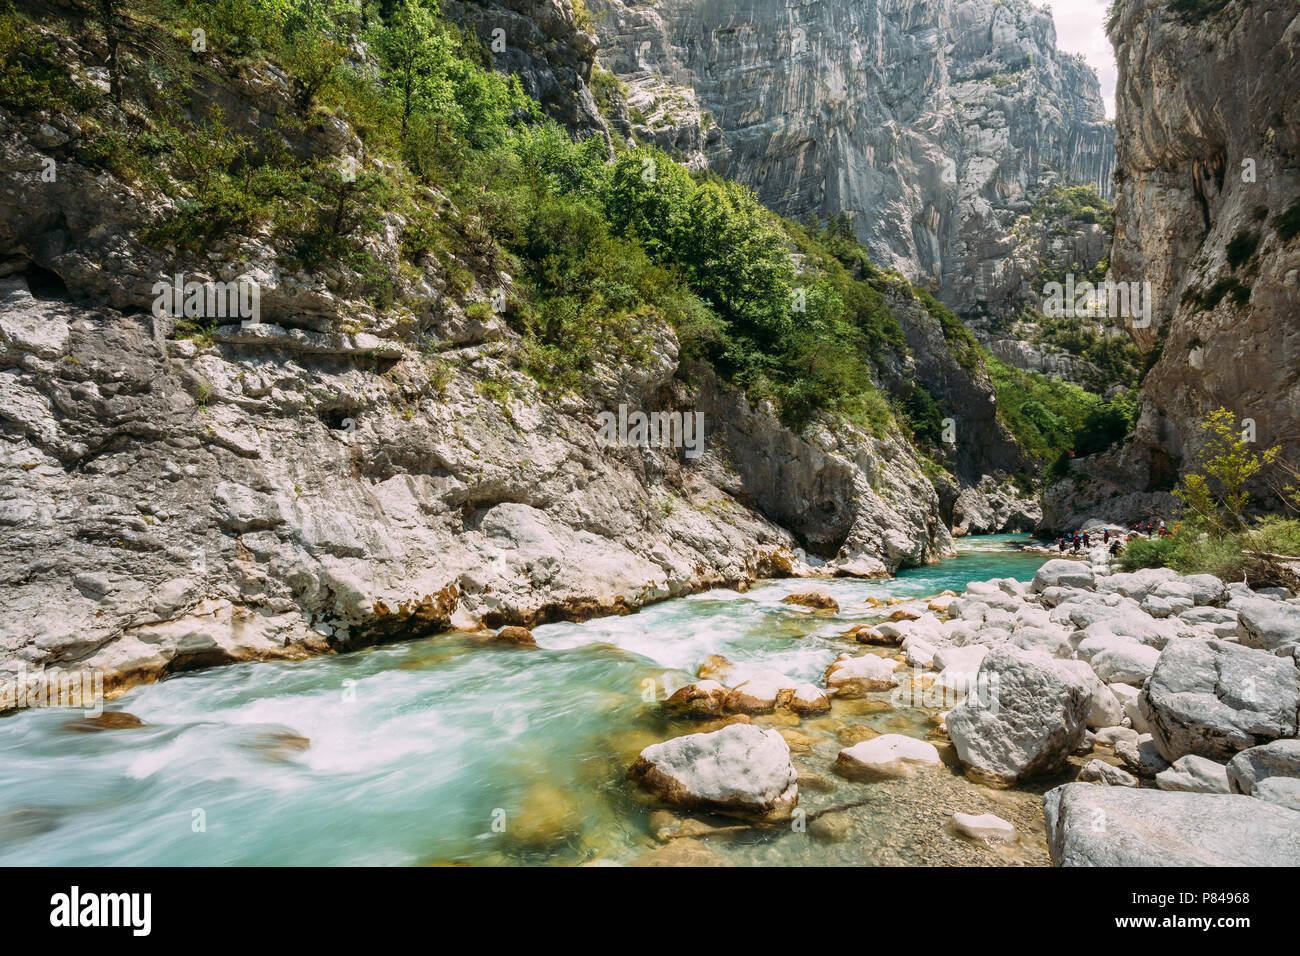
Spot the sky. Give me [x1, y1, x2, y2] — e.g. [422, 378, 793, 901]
[1042, 0, 1117, 118]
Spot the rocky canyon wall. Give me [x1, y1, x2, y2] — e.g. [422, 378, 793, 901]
[1110, 0, 1300, 476]
[0, 5, 957, 697]
[586, 0, 1115, 316]
[1041, 0, 1300, 530]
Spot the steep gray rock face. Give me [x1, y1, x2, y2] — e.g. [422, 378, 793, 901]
[0, 32, 953, 699]
[1103, 0, 1300, 493]
[880, 291, 1028, 485]
[693, 365, 952, 565]
[979, 337, 1103, 388]
[0, 268, 952, 698]
[950, 476, 1041, 536]
[1038, 455, 1178, 533]
[443, 0, 609, 141]
[588, 0, 1114, 315]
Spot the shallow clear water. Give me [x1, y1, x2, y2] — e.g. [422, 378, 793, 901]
[0, 535, 1050, 866]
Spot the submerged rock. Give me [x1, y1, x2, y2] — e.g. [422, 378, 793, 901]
[63, 712, 146, 732]
[696, 655, 734, 683]
[809, 811, 855, 844]
[781, 591, 839, 612]
[837, 724, 882, 746]
[1043, 784, 1300, 866]
[835, 734, 941, 781]
[630, 837, 730, 867]
[506, 783, 586, 849]
[951, 812, 1016, 843]
[629, 723, 798, 820]
[492, 626, 537, 647]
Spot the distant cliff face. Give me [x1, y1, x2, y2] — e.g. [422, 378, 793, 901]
[1107, 0, 1300, 486]
[1039, 0, 1300, 531]
[587, 0, 1114, 316]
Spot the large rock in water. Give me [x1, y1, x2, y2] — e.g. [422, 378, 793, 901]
[946, 645, 1093, 786]
[824, 654, 900, 697]
[628, 724, 798, 820]
[663, 680, 727, 718]
[834, 734, 942, 782]
[1139, 639, 1300, 761]
[1043, 783, 1300, 866]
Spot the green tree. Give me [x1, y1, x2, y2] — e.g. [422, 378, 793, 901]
[1175, 407, 1279, 533]
[371, 0, 449, 137]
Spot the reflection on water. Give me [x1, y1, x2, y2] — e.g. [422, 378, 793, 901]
[0, 535, 1051, 866]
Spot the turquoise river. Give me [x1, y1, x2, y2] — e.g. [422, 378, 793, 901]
[0, 535, 1057, 866]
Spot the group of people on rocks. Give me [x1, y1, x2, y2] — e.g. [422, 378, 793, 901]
[1052, 518, 1170, 556]
[1055, 531, 1096, 555]
[1131, 519, 1173, 538]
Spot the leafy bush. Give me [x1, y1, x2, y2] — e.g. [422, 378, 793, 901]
[1031, 183, 1114, 232]
[0, 8, 94, 113]
[1074, 395, 1137, 457]
[1175, 406, 1278, 533]
[1225, 229, 1260, 270]
[1119, 520, 1300, 584]
[1033, 316, 1143, 390]
[918, 290, 982, 372]
[1167, 0, 1242, 25]
[1274, 197, 1300, 243]
[1121, 408, 1300, 584]
[987, 356, 1108, 465]
[898, 384, 946, 447]
[1117, 534, 1179, 571]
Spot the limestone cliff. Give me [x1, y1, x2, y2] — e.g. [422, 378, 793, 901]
[0, 5, 956, 697]
[585, 0, 1115, 316]
[446, 0, 1045, 506]
[1042, 0, 1300, 528]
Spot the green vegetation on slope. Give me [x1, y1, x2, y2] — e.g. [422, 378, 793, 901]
[5, 0, 1136, 472]
[1030, 182, 1114, 233]
[987, 356, 1136, 476]
[2, 0, 930, 435]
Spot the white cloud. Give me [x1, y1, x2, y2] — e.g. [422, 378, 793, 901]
[1042, 0, 1117, 119]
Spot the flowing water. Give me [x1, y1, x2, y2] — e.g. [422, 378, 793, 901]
[0, 535, 1055, 866]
